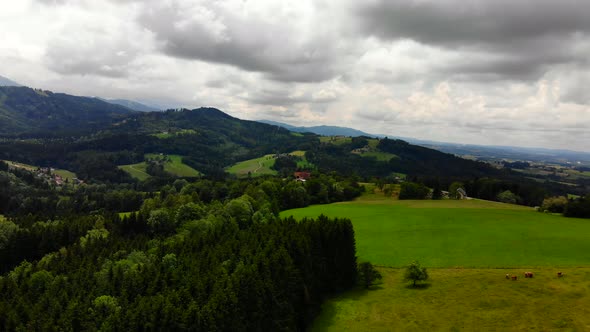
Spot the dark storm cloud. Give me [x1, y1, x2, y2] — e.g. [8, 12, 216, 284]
[243, 89, 311, 107]
[356, 0, 590, 81]
[357, 0, 590, 46]
[137, 1, 346, 83]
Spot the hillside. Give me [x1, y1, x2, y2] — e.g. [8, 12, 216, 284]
[0, 86, 566, 204]
[0, 75, 21, 87]
[0, 86, 134, 136]
[259, 119, 378, 137]
[101, 98, 161, 112]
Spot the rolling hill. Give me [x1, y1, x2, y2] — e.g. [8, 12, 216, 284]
[0, 75, 21, 87]
[0, 86, 134, 136]
[101, 98, 161, 112]
[0, 85, 566, 204]
[258, 119, 379, 137]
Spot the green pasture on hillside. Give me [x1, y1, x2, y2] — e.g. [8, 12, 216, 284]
[119, 154, 200, 180]
[281, 198, 590, 268]
[3, 160, 78, 181]
[226, 154, 278, 177]
[357, 151, 397, 162]
[226, 151, 314, 177]
[53, 169, 77, 181]
[118, 162, 150, 181]
[312, 267, 590, 331]
[319, 136, 352, 145]
[290, 150, 315, 169]
[145, 154, 200, 177]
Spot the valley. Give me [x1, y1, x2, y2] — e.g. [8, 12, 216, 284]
[0, 85, 588, 331]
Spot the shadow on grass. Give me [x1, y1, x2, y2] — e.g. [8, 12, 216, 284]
[310, 285, 382, 331]
[405, 283, 431, 290]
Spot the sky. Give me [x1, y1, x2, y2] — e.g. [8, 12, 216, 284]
[1, 0, 589, 152]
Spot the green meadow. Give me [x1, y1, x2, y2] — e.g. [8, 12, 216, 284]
[3, 160, 78, 181]
[119, 163, 151, 181]
[226, 151, 314, 177]
[53, 169, 77, 181]
[226, 154, 278, 177]
[119, 154, 200, 180]
[281, 197, 590, 268]
[312, 267, 590, 331]
[283, 193, 590, 331]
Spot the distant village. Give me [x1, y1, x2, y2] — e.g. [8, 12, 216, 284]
[34, 167, 84, 186]
[6, 162, 84, 187]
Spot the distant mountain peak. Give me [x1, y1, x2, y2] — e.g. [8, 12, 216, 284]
[193, 107, 235, 119]
[257, 119, 379, 137]
[0, 75, 22, 87]
[101, 98, 161, 112]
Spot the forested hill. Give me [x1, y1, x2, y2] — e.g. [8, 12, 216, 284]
[0, 86, 134, 137]
[0, 86, 566, 202]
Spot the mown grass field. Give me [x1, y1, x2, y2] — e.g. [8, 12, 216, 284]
[53, 169, 77, 181]
[312, 267, 590, 331]
[119, 154, 200, 180]
[119, 163, 151, 181]
[226, 151, 314, 177]
[281, 196, 590, 268]
[284, 192, 590, 331]
[3, 160, 78, 181]
[357, 151, 397, 162]
[225, 154, 278, 177]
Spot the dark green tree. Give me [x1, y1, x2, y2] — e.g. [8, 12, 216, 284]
[358, 262, 382, 289]
[404, 261, 429, 287]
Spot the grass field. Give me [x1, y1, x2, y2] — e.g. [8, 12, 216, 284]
[357, 151, 397, 162]
[320, 136, 352, 145]
[226, 154, 278, 177]
[119, 162, 151, 181]
[281, 197, 590, 268]
[226, 151, 314, 177]
[119, 154, 200, 180]
[53, 169, 77, 181]
[152, 129, 197, 139]
[4, 160, 78, 181]
[312, 267, 590, 331]
[290, 150, 315, 169]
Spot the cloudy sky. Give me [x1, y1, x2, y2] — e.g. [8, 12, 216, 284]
[1, 0, 590, 151]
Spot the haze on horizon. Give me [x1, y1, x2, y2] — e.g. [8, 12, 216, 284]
[1, 0, 589, 152]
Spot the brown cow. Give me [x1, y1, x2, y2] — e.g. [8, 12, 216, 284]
[511, 275, 518, 280]
[524, 272, 534, 278]
[505, 274, 510, 279]
[558, 272, 563, 278]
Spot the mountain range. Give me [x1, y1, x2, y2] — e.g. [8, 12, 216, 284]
[0, 75, 21, 87]
[98, 98, 161, 112]
[258, 120, 378, 137]
[259, 119, 590, 165]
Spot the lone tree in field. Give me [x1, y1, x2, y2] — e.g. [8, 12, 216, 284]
[404, 261, 429, 287]
[358, 262, 382, 289]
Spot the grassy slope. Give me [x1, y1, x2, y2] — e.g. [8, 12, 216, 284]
[358, 151, 397, 162]
[4, 160, 78, 180]
[281, 196, 590, 268]
[148, 154, 200, 177]
[53, 169, 77, 181]
[119, 162, 150, 181]
[226, 154, 278, 177]
[312, 267, 590, 331]
[119, 154, 200, 180]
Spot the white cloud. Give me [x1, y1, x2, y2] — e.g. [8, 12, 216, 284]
[0, 0, 588, 151]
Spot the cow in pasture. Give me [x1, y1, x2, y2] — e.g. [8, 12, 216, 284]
[511, 275, 517, 280]
[558, 272, 563, 278]
[524, 272, 534, 278]
[505, 274, 510, 279]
